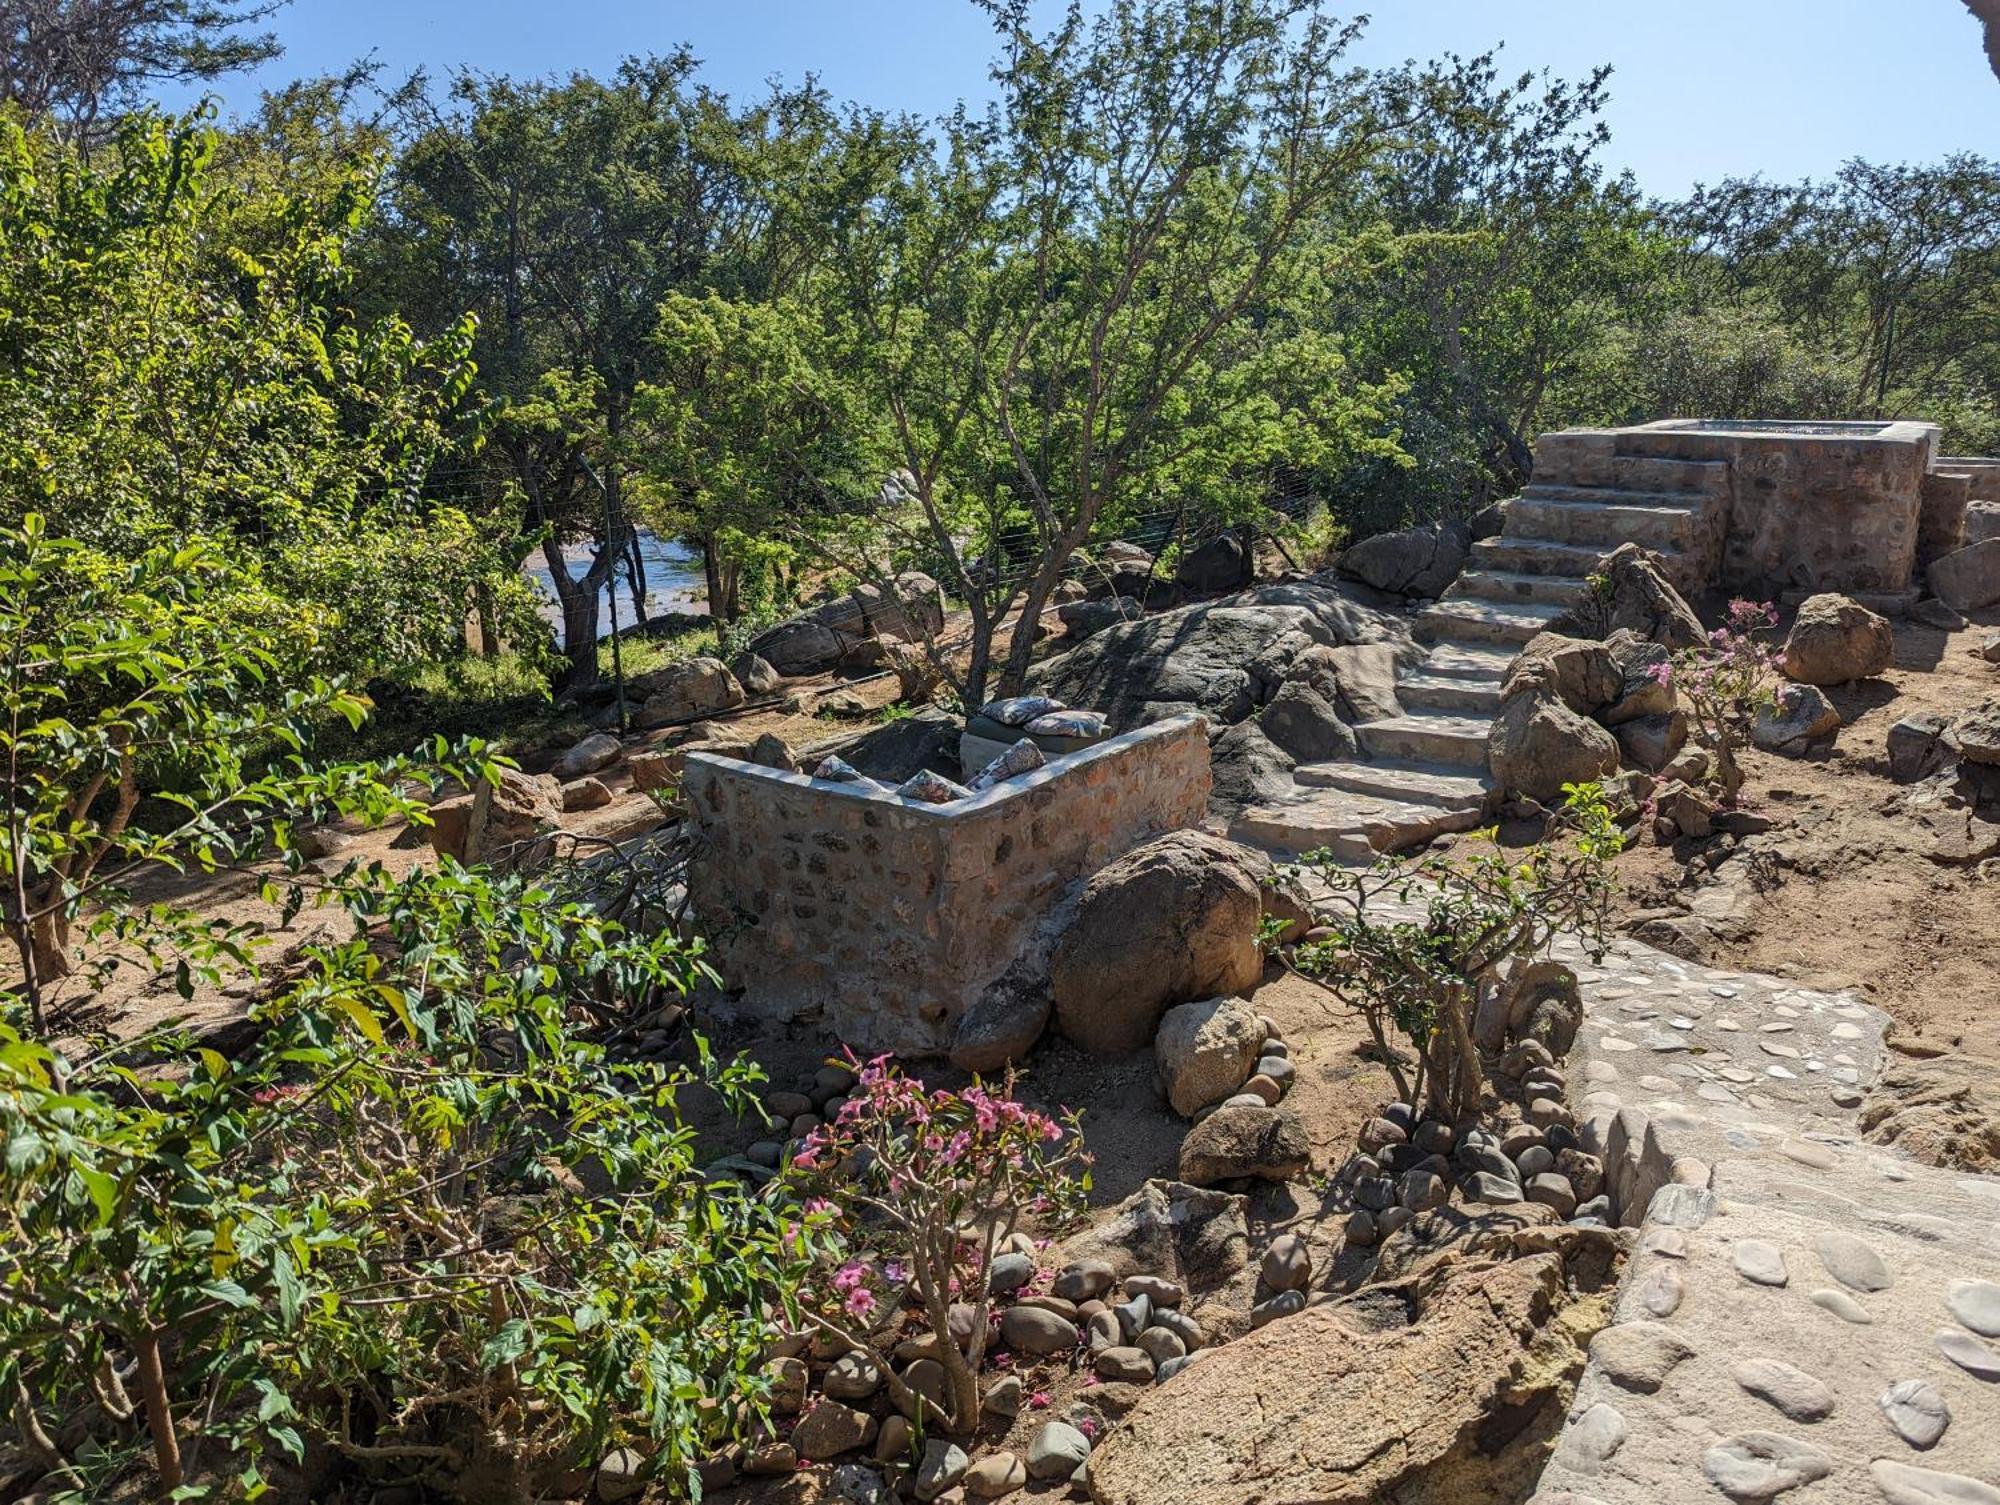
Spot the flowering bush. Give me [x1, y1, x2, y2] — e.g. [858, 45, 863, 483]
[784, 1057, 1091, 1434]
[1658, 599, 1785, 803]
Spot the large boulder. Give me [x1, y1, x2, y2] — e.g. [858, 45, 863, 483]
[860, 571, 947, 641]
[1502, 633, 1622, 717]
[1337, 522, 1469, 599]
[1781, 594, 1894, 685]
[635, 657, 745, 728]
[1175, 534, 1253, 594]
[1050, 832, 1265, 1054]
[1176, 1103, 1309, 1185]
[1085, 1231, 1617, 1505]
[1055, 1179, 1250, 1289]
[731, 652, 782, 695]
[1154, 997, 1265, 1117]
[1487, 689, 1619, 802]
[1927, 538, 2000, 612]
[1256, 681, 1357, 763]
[749, 617, 847, 677]
[428, 768, 563, 869]
[1028, 582, 1418, 731]
[1550, 542, 1705, 650]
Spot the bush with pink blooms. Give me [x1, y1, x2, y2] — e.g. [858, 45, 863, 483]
[1658, 598, 1786, 803]
[784, 1054, 1091, 1434]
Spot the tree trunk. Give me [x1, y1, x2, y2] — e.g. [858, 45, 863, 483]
[131, 1325, 182, 1493]
[700, 534, 727, 624]
[626, 531, 650, 628]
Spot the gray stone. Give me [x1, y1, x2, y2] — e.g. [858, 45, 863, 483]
[963, 1451, 1026, 1499]
[1094, 1345, 1155, 1382]
[1050, 1260, 1115, 1302]
[1525, 1172, 1577, 1216]
[1731, 1357, 1834, 1421]
[981, 1374, 1024, 1420]
[1464, 1171, 1523, 1205]
[1487, 686, 1621, 804]
[1870, 1462, 2000, 1505]
[1589, 1320, 1695, 1393]
[1934, 1326, 2000, 1380]
[987, 1252, 1035, 1296]
[1810, 1288, 1873, 1324]
[1085, 1309, 1119, 1354]
[1112, 1292, 1152, 1341]
[1149, 1307, 1204, 1351]
[1879, 1379, 1950, 1449]
[595, 1447, 646, 1502]
[1135, 1326, 1186, 1368]
[1734, 1239, 1789, 1287]
[915, 1439, 969, 1502]
[1026, 1422, 1091, 1480]
[1945, 1278, 2000, 1337]
[1701, 1432, 1833, 1500]
[1401, 1169, 1448, 1211]
[791, 1398, 877, 1458]
[1813, 1230, 1892, 1292]
[999, 1306, 1080, 1356]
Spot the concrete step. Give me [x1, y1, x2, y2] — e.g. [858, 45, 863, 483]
[1415, 596, 1566, 647]
[1228, 786, 1486, 857]
[1420, 638, 1517, 682]
[1447, 568, 1591, 608]
[1532, 448, 1730, 494]
[1355, 710, 1492, 768]
[1395, 673, 1503, 714]
[1504, 495, 1705, 553]
[1518, 483, 1715, 510]
[1293, 758, 1494, 812]
[1468, 535, 1632, 578]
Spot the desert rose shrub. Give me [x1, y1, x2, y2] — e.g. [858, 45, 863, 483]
[1660, 598, 1786, 803]
[784, 1056, 1091, 1434]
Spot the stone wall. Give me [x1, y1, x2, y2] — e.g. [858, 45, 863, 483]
[1534, 419, 1944, 595]
[1625, 420, 1938, 594]
[682, 714, 1211, 1055]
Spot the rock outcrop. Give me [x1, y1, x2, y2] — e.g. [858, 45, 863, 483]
[1027, 581, 1417, 731]
[1488, 686, 1620, 803]
[1928, 538, 2000, 613]
[1086, 1229, 1616, 1505]
[1050, 832, 1264, 1054]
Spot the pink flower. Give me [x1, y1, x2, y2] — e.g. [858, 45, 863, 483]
[844, 1286, 878, 1320]
[833, 1260, 871, 1295]
[1081, 1374, 1099, 1388]
[1078, 1418, 1100, 1439]
[883, 1259, 907, 1285]
[1029, 1391, 1051, 1409]
[991, 1352, 1013, 1369]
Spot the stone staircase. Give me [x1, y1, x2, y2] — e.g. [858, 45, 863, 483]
[1230, 439, 1735, 861]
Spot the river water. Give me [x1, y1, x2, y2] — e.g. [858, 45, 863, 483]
[522, 529, 708, 632]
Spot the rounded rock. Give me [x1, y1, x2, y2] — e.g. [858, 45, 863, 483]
[1148, 1307, 1205, 1351]
[1734, 1239, 1789, 1288]
[1516, 1144, 1556, 1177]
[1813, 1230, 1891, 1292]
[1136, 1326, 1186, 1367]
[1701, 1432, 1832, 1501]
[1358, 1115, 1407, 1151]
[1809, 1288, 1872, 1324]
[1094, 1345, 1155, 1383]
[963, 1451, 1027, 1499]
[1124, 1275, 1183, 1308]
[1525, 1172, 1577, 1217]
[1344, 1208, 1379, 1247]
[1868, 1460, 2000, 1505]
[1376, 1205, 1413, 1237]
[1250, 1289, 1308, 1328]
[824, 1350, 886, 1401]
[1050, 1260, 1115, 1302]
[1946, 1278, 2000, 1337]
[987, 1252, 1036, 1295]
[1261, 1233, 1313, 1292]
[1934, 1326, 2000, 1380]
[1026, 1422, 1091, 1480]
[915, 1439, 969, 1502]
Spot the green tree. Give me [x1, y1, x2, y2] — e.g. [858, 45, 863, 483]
[0, 109, 527, 685]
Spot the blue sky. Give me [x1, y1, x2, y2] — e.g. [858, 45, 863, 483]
[165, 0, 2000, 196]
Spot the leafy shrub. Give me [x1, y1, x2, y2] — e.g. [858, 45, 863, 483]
[784, 1058, 1090, 1435]
[1280, 783, 1619, 1119]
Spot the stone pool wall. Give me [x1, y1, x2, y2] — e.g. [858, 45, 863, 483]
[1540, 419, 1944, 595]
[681, 713, 1210, 1055]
